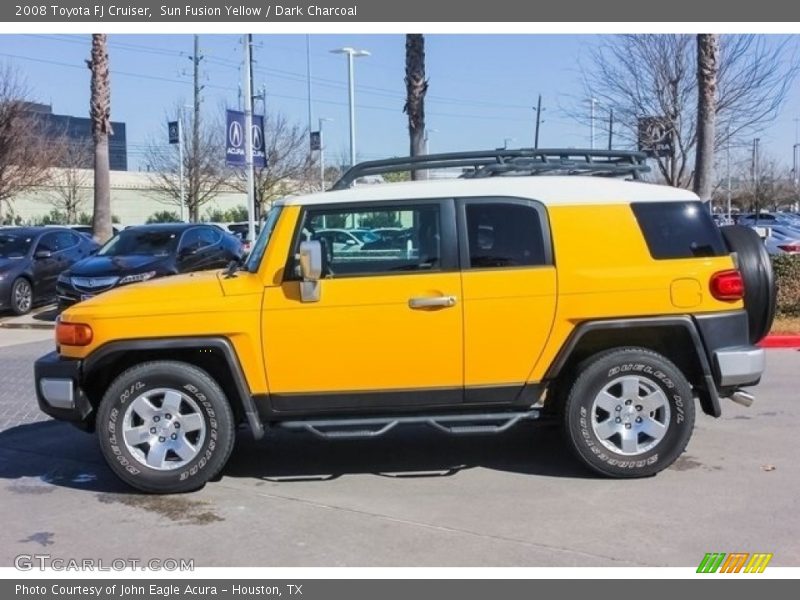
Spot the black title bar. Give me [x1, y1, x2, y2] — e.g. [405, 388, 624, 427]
[4, 0, 800, 22]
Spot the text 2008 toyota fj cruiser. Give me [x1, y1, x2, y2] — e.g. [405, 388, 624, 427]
[34, 149, 775, 493]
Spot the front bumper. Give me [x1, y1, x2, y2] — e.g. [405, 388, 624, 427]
[34, 351, 93, 430]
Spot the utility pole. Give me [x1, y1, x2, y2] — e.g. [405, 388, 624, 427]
[752, 138, 760, 213]
[533, 94, 543, 149]
[247, 34, 260, 222]
[306, 35, 313, 150]
[191, 34, 203, 223]
[607, 108, 614, 150]
[243, 35, 256, 245]
[726, 127, 732, 221]
[589, 98, 598, 149]
[178, 107, 185, 222]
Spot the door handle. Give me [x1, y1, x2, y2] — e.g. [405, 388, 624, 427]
[408, 295, 457, 309]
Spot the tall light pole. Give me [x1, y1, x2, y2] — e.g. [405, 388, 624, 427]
[177, 107, 185, 222]
[318, 117, 333, 190]
[243, 34, 256, 245]
[503, 137, 515, 150]
[424, 128, 438, 154]
[588, 97, 599, 149]
[330, 46, 370, 169]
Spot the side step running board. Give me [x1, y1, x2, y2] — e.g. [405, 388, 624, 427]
[276, 409, 540, 440]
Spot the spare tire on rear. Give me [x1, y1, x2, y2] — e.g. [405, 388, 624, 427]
[719, 225, 776, 344]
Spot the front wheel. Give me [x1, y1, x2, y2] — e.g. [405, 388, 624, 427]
[10, 277, 33, 315]
[563, 347, 695, 478]
[96, 361, 236, 493]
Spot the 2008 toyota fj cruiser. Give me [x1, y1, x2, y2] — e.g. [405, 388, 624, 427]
[34, 149, 775, 493]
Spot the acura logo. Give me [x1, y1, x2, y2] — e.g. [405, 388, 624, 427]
[252, 125, 263, 151]
[229, 120, 243, 148]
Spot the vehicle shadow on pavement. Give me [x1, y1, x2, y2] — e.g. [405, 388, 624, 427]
[225, 422, 594, 482]
[0, 421, 131, 494]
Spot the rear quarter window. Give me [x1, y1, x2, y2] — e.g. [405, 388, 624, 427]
[631, 201, 727, 259]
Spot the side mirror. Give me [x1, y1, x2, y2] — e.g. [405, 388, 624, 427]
[298, 240, 322, 302]
[34, 250, 52, 259]
[345, 238, 358, 246]
[179, 246, 196, 258]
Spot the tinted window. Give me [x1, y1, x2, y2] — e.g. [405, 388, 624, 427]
[465, 203, 547, 268]
[298, 205, 441, 276]
[632, 202, 727, 259]
[37, 232, 59, 253]
[197, 227, 221, 247]
[54, 231, 79, 250]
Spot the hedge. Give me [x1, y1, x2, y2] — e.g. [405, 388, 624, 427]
[773, 255, 800, 317]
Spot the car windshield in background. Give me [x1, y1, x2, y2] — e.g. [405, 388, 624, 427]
[97, 230, 179, 257]
[350, 230, 381, 244]
[0, 234, 32, 258]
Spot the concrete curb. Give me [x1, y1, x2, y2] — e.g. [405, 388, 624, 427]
[759, 335, 800, 349]
[0, 322, 56, 330]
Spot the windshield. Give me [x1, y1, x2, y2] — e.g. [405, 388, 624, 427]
[245, 207, 282, 272]
[0, 234, 33, 258]
[98, 230, 179, 257]
[351, 230, 381, 244]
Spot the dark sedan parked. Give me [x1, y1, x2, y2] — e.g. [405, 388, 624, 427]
[0, 227, 99, 315]
[56, 223, 243, 309]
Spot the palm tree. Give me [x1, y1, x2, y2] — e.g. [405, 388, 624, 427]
[87, 34, 113, 243]
[404, 34, 428, 180]
[694, 34, 719, 201]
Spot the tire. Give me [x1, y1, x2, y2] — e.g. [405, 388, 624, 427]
[719, 225, 776, 344]
[10, 277, 33, 315]
[96, 361, 236, 494]
[563, 347, 695, 478]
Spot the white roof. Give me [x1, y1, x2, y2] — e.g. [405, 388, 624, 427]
[277, 176, 699, 208]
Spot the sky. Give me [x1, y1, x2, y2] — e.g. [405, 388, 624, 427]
[0, 33, 799, 172]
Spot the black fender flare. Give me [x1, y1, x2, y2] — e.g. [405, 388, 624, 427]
[82, 336, 265, 439]
[543, 316, 722, 417]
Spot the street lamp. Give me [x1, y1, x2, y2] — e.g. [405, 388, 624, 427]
[330, 46, 370, 169]
[503, 137, 516, 149]
[318, 117, 333, 190]
[424, 128, 439, 154]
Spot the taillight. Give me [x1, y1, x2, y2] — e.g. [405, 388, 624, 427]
[777, 244, 800, 253]
[710, 269, 744, 301]
[56, 321, 93, 346]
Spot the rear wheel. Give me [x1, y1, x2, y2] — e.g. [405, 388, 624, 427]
[719, 225, 776, 343]
[96, 361, 236, 493]
[563, 347, 695, 478]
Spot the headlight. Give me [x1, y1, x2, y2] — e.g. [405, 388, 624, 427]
[118, 271, 157, 285]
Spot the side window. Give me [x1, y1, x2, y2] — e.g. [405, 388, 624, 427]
[55, 231, 79, 251]
[297, 204, 442, 277]
[36, 232, 58, 253]
[465, 202, 547, 268]
[198, 227, 221, 247]
[179, 229, 202, 252]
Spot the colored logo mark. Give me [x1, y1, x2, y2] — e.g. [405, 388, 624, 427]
[697, 552, 773, 573]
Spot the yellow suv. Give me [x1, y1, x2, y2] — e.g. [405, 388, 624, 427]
[34, 150, 775, 493]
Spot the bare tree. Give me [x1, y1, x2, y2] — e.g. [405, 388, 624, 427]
[87, 34, 113, 243]
[144, 111, 228, 222]
[46, 138, 92, 223]
[579, 35, 798, 188]
[0, 64, 58, 221]
[230, 113, 315, 212]
[694, 34, 719, 201]
[404, 34, 428, 180]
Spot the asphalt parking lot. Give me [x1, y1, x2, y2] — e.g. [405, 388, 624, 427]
[0, 328, 798, 568]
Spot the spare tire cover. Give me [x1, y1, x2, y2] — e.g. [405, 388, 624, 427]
[719, 225, 776, 344]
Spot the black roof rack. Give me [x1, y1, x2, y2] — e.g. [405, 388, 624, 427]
[331, 148, 650, 191]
